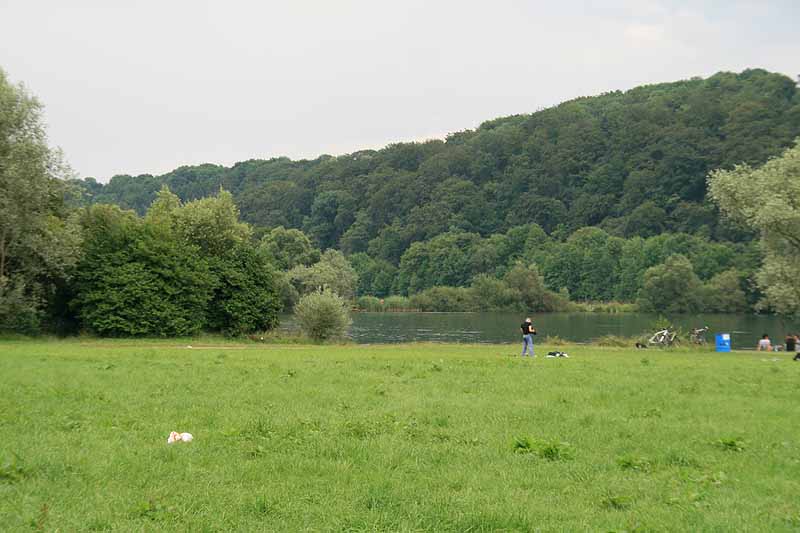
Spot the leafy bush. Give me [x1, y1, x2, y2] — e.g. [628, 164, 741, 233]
[0, 278, 41, 334]
[289, 249, 358, 300]
[206, 245, 281, 336]
[273, 271, 300, 312]
[356, 295, 384, 311]
[649, 316, 674, 332]
[702, 269, 748, 313]
[383, 295, 412, 311]
[355, 295, 414, 311]
[258, 226, 320, 270]
[71, 191, 289, 338]
[410, 286, 476, 312]
[349, 253, 396, 297]
[569, 301, 638, 313]
[503, 264, 569, 312]
[637, 254, 703, 313]
[294, 288, 352, 341]
[470, 274, 518, 310]
[73, 206, 215, 337]
[541, 289, 571, 313]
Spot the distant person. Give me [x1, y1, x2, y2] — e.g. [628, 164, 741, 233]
[520, 317, 536, 357]
[785, 333, 796, 354]
[757, 334, 771, 352]
[792, 334, 800, 361]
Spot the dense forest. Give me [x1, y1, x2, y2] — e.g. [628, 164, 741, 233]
[67, 69, 800, 310]
[74, 69, 799, 247]
[3, 68, 800, 336]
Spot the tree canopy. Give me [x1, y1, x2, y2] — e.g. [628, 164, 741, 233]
[71, 69, 800, 261]
[71, 189, 281, 336]
[709, 140, 800, 315]
[5, 67, 800, 336]
[0, 68, 79, 332]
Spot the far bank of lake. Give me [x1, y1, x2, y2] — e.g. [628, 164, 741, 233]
[281, 311, 800, 349]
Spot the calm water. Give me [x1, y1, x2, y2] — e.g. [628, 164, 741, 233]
[281, 312, 800, 349]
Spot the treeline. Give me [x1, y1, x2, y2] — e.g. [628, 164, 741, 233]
[72, 69, 800, 264]
[352, 224, 756, 299]
[287, 223, 754, 313]
[249, 215, 757, 314]
[4, 67, 800, 336]
[4, 181, 357, 336]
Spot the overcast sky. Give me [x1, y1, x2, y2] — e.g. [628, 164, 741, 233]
[1, 0, 798, 181]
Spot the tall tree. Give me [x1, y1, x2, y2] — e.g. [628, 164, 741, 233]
[259, 226, 320, 270]
[0, 68, 80, 331]
[637, 254, 704, 314]
[708, 139, 800, 315]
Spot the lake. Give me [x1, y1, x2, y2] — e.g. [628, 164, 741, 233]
[281, 312, 800, 349]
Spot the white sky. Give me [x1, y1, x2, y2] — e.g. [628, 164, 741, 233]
[1, 0, 798, 181]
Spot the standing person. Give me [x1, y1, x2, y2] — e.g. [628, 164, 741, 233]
[792, 334, 800, 361]
[757, 334, 771, 352]
[520, 317, 536, 357]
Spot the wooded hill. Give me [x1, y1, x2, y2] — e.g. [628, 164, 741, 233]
[74, 69, 800, 261]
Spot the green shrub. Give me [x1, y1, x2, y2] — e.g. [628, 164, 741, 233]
[470, 275, 518, 310]
[356, 295, 383, 311]
[410, 286, 476, 311]
[0, 278, 41, 334]
[702, 269, 748, 313]
[294, 288, 352, 341]
[649, 316, 674, 332]
[274, 272, 299, 311]
[288, 249, 358, 300]
[355, 295, 413, 312]
[637, 255, 703, 313]
[349, 253, 396, 298]
[73, 208, 215, 337]
[503, 264, 569, 312]
[384, 295, 412, 311]
[569, 301, 638, 313]
[541, 289, 571, 312]
[206, 245, 281, 336]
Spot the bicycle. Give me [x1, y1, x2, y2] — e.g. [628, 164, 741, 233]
[689, 326, 709, 345]
[649, 328, 678, 347]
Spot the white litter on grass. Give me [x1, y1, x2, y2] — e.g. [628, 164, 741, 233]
[167, 431, 194, 444]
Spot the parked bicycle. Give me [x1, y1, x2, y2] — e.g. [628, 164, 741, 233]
[649, 328, 678, 347]
[689, 326, 709, 345]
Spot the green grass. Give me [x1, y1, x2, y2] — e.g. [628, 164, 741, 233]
[1, 340, 799, 531]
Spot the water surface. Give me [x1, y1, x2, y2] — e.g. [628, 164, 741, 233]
[281, 312, 800, 349]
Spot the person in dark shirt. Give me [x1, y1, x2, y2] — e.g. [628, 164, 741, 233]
[789, 334, 800, 361]
[786, 334, 796, 353]
[520, 317, 536, 357]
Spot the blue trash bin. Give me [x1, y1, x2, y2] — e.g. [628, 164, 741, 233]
[715, 333, 731, 352]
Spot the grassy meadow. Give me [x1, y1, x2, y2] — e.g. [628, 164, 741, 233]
[1, 339, 799, 531]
